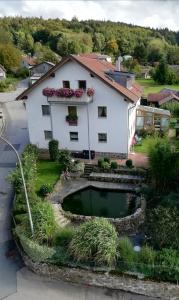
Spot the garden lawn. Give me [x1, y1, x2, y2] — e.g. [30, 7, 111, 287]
[134, 136, 179, 153]
[136, 78, 179, 97]
[35, 160, 61, 193]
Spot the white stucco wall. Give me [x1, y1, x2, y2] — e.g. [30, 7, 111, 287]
[25, 60, 139, 155]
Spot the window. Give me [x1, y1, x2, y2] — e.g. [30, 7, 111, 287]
[63, 80, 70, 88]
[98, 106, 107, 118]
[70, 132, 78, 141]
[42, 105, 50, 116]
[98, 133, 107, 143]
[68, 106, 77, 116]
[44, 130, 52, 140]
[78, 80, 86, 90]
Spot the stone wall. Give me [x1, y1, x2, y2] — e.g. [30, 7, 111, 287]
[23, 253, 179, 300]
[61, 197, 146, 234]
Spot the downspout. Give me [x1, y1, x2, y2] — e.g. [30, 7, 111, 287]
[48, 97, 54, 139]
[127, 102, 136, 158]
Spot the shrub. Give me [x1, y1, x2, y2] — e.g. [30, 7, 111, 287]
[148, 139, 177, 192]
[58, 149, 72, 171]
[16, 227, 55, 262]
[155, 248, 179, 282]
[126, 159, 133, 168]
[48, 139, 59, 161]
[103, 157, 110, 163]
[39, 184, 53, 197]
[145, 206, 179, 250]
[55, 226, 75, 247]
[98, 158, 103, 168]
[71, 161, 85, 173]
[69, 218, 118, 266]
[139, 245, 156, 265]
[25, 200, 59, 245]
[23, 144, 38, 160]
[101, 161, 110, 170]
[118, 237, 137, 265]
[110, 161, 118, 169]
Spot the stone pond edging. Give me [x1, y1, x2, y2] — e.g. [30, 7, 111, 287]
[22, 253, 179, 300]
[61, 197, 146, 234]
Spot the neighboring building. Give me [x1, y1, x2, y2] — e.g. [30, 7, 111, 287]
[140, 67, 151, 79]
[16, 54, 142, 158]
[147, 92, 179, 107]
[21, 55, 36, 69]
[0, 65, 6, 80]
[29, 61, 55, 85]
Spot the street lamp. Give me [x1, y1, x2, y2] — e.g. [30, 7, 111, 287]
[0, 135, 34, 236]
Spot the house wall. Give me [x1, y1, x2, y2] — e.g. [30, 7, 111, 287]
[25, 60, 138, 156]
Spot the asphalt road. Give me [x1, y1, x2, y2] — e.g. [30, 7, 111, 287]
[0, 88, 159, 300]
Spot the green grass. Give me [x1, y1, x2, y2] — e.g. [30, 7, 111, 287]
[0, 75, 20, 92]
[136, 78, 179, 97]
[35, 160, 61, 193]
[134, 136, 179, 154]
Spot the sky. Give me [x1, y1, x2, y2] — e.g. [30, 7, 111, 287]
[0, 0, 179, 31]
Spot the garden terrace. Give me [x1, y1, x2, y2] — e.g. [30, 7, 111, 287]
[89, 172, 145, 184]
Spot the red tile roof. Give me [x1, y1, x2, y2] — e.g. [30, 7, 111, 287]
[16, 54, 142, 102]
[148, 92, 179, 102]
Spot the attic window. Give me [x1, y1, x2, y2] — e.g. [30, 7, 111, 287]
[90, 73, 95, 78]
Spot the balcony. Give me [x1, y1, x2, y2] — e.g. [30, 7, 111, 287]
[43, 87, 94, 105]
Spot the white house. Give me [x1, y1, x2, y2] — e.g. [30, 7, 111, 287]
[0, 65, 6, 80]
[16, 54, 142, 158]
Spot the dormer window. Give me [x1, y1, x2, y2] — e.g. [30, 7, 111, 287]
[78, 80, 86, 90]
[63, 81, 70, 88]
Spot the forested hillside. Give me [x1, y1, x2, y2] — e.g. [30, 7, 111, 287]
[1, 17, 179, 70]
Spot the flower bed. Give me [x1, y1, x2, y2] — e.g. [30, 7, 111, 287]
[42, 87, 94, 98]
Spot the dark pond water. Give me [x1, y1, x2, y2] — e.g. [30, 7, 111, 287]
[62, 186, 140, 218]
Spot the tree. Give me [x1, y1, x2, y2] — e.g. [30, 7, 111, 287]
[148, 138, 177, 192]
[0, 44, 21, 71]
[147, 38, 166, 63]
[152, 60, 177, 84]
[93, 32, 105, 52]
[146, 207, 179, 250]
[133, 43, 148, 64]
[105, 39, 118, 55]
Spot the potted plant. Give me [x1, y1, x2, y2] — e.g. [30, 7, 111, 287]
[66, 114, 78, 125]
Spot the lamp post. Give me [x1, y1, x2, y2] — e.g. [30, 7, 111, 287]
[0, 135, 34, 235]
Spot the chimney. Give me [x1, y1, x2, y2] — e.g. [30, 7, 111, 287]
[116, 56, 122, 71]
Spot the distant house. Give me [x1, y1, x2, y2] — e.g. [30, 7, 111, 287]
[147, 92, 179, 107]
[21, 55, 36, 69]
[0, 65, 6, 80]
[29, 61, 55, 85]
[140, 67, 151, 79]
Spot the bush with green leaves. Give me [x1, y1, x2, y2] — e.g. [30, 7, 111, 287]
[155, 248, 179, 282]
[103, 157, 110, 163]
[24, 200, 59, 245]
[118, 237, 137, 265]
[125, 159, 133, 168]
[48, 139, 59, 161]
[16, 226, 55, 262]
[139, 245, 156, 265]
[69, 218, 118, 266]
[23, 144, 38, 160]
[39, 184, 53, 197]
[148, 138, 177, 192]
[101, 161, 110, 170]
[110, 161, 118, 170]
[97, 158, 103, 168]
[145, 206, 179, 250]
[55, 226, 75, 247]
[71, 161, 85, 173]
[58, 149, 72, 171]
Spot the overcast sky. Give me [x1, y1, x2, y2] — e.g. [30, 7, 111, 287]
[0, 0, 179, 31]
